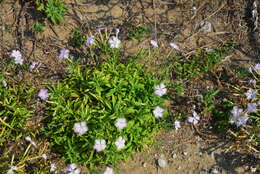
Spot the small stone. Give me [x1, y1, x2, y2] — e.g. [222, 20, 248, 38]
[183, 152, 188, 156]
[235, 167, 245, 173]
[200, 21, 212, 32]
[142, 162, 147, 168]
[251, 167, 257, 173]
[158, 158, 167, 168]
[172, 153, 177, 159]
[210, 168, 219, 174]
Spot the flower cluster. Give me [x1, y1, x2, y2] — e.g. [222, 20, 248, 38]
[10, 50, 24, 65]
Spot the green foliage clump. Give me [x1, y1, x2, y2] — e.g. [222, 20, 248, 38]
[43, 58, 166, 168]
[69, 28, 85, 47]
[36, 0, 67, 24]
[127, 25, 149, 40]
[170, 47, 230, 79]
[0, 79, 35, 146]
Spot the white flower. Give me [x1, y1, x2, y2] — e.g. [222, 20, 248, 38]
[174, 120, 181, 130]
[38, 88, 49, 100]
[73, 121, 88, 135]
[50, 163, 57, 172]
[245, 88, 258, 100]
[153, 106, 164, 118]
[230, 106, 248, 127]
[85, 35, 95, 46]
[93, 139, 106, 152]
[115, 136, 126, 150]
[154, 83, 167, 97]
[108, 36, 121, 48]
[187, 111, 200, 125]
[103, 167, 113, 174]
[11, 50, 24, 65]
[6, 166, 18, 174]
[58, 49, 70, 59]
[170, 43, 180, 51]
[150, 40, 158, 48]
[66, 163, 80, 174]
[25, 136, 37, 148]
[247, 103, 257, 113]
[2, 80, 7, 87]
[115, 118, 127, 130]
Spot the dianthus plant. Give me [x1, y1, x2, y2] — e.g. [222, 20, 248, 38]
[43, 57, 166, 168]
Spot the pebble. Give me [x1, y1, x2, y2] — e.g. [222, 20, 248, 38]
[183, 152, 188, 156]
[210, 168, 219, 174]
[158, 158, 167, 168]
[172, 153, 177, 159]
[142, 162, 147, 168]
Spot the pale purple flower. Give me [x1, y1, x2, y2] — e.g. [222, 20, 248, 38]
[38, 88, 49, 100]
[58, 49, 70, 59]
[154, 83, 167, 97]
[153, 106, 164, 118]
[115, 118, 127, 130]
[245, 88, 258, 100]
[2, 80, 7, 87]
[66, 163, 80, 174]
[108, 36, 121, 48]
[103, 167, 113, 174]
[150, 40, 158, 48]
[30, 61, 39, 71]
[249, 79, 256, 85]
[187, 111, 200, 125]
[170, 43, 180, 51]
[85, 35, 95, 46]
[230, 114, 248, 127]
[230, 106, 248, 127]
[231, 106, 243, 117]
[115, 136, 126, 150]
[73, 121, 88, 135]
[174, 120, 181, 130]
[253, 63, 260, 71]
[6, 166, 18, 174]
[93, 139, 106, 152]
[11, 50, 24, 65]
[247, 103, 257, 113]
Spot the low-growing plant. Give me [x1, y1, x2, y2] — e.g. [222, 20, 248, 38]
[35, 0, 67, 24]
[0, 77, 36, 171]
[170, 46, 230, 79]
[69, 28, 85, 47]
[127, 25, 149, 40]
[32, 22, 44, 33]
[42, 57, 167, 169]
